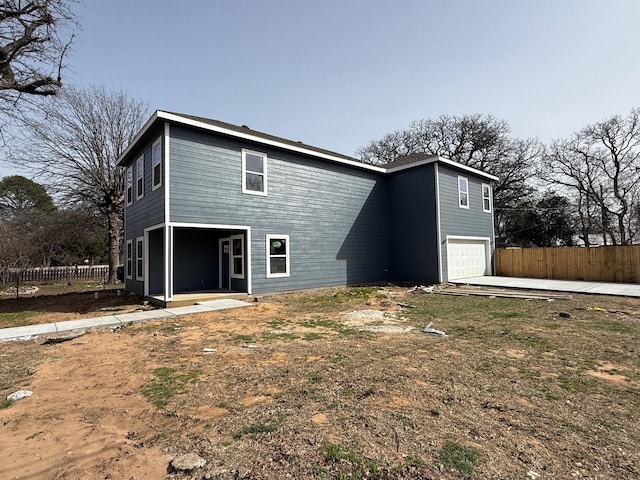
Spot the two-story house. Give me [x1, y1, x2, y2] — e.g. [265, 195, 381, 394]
[117, 111, 497, 305]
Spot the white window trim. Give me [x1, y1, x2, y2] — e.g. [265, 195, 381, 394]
[482, 183, 492, 213]
[126, 239, 133, 279]
[126, 166, 133, 206]
[152, 137, 162, 191]
[266, 234, 290, 278]
[135, 237, 144, 281]
[242, 149, 268, 196]
[230, 234, 244, 279]
[136, 155, 144, 200]
[458, 175, 469, 209]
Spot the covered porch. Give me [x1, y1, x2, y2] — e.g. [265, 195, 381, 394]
[145, 223, 252, 306]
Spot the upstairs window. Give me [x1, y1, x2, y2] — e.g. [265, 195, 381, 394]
[126, 166, 133, 206]
[242, 149, 267, 195]
[152, 138, 162, 190]
[136, 155, 144, 200]
[266, 235, 290, 278]
[482, 183, 491, 212]
[458, 176, 469, 209]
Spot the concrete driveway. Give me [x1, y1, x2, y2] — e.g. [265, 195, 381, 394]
[451, 276, 640, 298]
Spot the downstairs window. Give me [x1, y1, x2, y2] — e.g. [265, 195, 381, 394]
[136, 237, 144, 281]
[266, 235, 289, 278]
[126, 240, 133, 279]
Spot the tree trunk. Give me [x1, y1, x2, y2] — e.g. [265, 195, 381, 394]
[617, 208, 628, 245]
[107, 211, 123, 283]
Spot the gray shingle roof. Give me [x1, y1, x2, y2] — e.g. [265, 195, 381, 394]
[383, 153, 439, 169]
[118, 110, 497, 180]
[167, 112, 361, 164]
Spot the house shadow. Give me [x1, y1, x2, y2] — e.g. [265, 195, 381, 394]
[336, 180, 390, 285]
[337, 169, 441, 287]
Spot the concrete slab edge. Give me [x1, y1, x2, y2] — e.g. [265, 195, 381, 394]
[195, 300, 254, 310]
[114, 310, 175, 323]
[54, 315, 121, 331]
[0, 299, 255, 342]
[0, 323, 58, 342]
[164, 305, 216, 315]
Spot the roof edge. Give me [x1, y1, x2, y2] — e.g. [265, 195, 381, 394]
[116, 110, 159, 166]
[118, 110, 386, 173]
[386, 155, 499, 181]
[117, 111, 499, 181]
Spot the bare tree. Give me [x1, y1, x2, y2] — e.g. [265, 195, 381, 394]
[42, 207, 107, 271]
[575, 190, 601, 247]
[541, 109, 640, 245]
[0, 0, 77, 114]
[357, 114, 542, 238]
[358, 114, 514, 167]
[10, 85, 149, 281]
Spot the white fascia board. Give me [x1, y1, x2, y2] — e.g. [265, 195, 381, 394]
[156, 111, 387, 174]
[439, 158, 499, 181]
[386, 155, 499, 181]
[169, 222, 252, 230]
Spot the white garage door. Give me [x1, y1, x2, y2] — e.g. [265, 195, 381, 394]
[447, 238, 489, 280]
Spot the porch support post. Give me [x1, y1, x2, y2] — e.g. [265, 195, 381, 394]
[164, 225, 173, 302]
[246, 227, 252, 294]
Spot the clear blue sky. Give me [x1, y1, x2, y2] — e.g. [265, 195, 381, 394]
[2, 0, 640, 178]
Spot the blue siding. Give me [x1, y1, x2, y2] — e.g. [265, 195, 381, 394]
[168, 126, 389, 293]
[121, 117, 497, 297]
[122, 128, 165, 295]
[437, 164, 494, 281]
[387, 165, 439, 283]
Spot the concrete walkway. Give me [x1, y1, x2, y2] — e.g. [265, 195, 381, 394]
[0, 298, 254, 343]
[451, 276, 640, 297]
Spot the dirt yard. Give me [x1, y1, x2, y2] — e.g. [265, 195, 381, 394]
[1, 285, 639, 479]
[0, 283, 141, 329]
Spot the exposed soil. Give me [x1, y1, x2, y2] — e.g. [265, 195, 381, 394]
[0, 288, 143, 328]
[1, 285, 639, 479]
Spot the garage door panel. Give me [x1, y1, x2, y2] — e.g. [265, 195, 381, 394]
[447, 239, 488, 280]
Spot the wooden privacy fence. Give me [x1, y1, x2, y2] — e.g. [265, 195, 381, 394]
[3, 265, 109, 284]
[494, 246, 640, 283]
